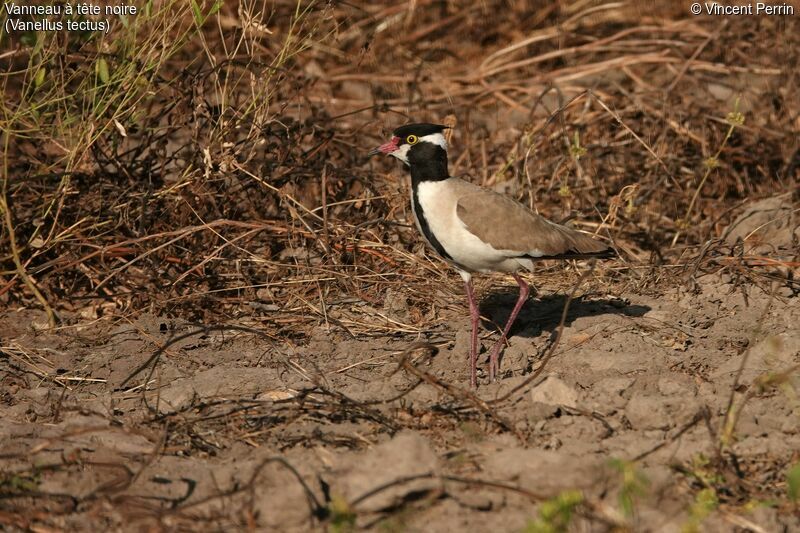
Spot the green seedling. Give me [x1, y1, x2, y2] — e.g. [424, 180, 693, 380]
[524, 489, 584, 533]
[788, 463, 800, 504]
[681, 488, 718, 533]
[609, 458, 649, 518]
[328, 494, 357, 533]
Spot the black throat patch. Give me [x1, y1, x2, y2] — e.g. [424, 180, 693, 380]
[408, 142, 449, 186]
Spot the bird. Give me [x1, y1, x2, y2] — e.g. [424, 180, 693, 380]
[369, 123, 615, 388]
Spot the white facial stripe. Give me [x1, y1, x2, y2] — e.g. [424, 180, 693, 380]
[419, 133, 447, 151]
[390, 143, 411, 164]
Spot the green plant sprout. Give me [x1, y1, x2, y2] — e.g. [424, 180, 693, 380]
[681, 488, 718, 533]
[523, 490, 584, 533]
[609, 459, 649, 518]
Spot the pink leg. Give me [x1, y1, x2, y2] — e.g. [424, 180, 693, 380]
[488, 273, 529, 380]
[464, 278, 480, 388]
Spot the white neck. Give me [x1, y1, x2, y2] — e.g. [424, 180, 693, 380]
[420, 132, 447, 150]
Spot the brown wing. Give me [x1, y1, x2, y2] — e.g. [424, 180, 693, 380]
[456, 189, 612, 258]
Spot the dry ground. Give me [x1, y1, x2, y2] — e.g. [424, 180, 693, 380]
[2, 1, 799, 531]
[2, 262, 800, 531]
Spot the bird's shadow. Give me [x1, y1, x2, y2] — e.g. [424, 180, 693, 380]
[479, 288, 650, 339]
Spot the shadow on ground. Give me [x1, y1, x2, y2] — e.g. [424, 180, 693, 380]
[480, 289, 651, 339]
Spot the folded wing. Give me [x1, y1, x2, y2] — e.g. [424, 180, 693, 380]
[456, 190, 613, 260]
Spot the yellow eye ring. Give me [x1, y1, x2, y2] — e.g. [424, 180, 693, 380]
[406, 135, 418, 145]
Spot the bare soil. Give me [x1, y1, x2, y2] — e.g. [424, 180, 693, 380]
[3, 245, 800, 531]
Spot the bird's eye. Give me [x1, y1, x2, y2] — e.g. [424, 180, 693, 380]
[406, 135, 418, 145]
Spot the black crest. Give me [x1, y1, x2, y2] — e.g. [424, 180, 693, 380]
[392, 123, 449, 140]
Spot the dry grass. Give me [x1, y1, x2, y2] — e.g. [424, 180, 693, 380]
[1, 1, 796, 334]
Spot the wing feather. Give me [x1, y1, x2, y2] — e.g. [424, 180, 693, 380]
[455, 189, 611, 258]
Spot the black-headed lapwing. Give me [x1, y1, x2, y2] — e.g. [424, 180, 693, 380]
[369, 123, 614, 387]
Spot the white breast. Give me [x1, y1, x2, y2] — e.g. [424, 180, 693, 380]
[414, 179, 525, 273]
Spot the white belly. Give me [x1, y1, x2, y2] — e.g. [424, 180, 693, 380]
[414, 180, 525, 273]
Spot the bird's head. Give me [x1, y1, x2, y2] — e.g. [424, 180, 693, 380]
[368, 123, 449, 166]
